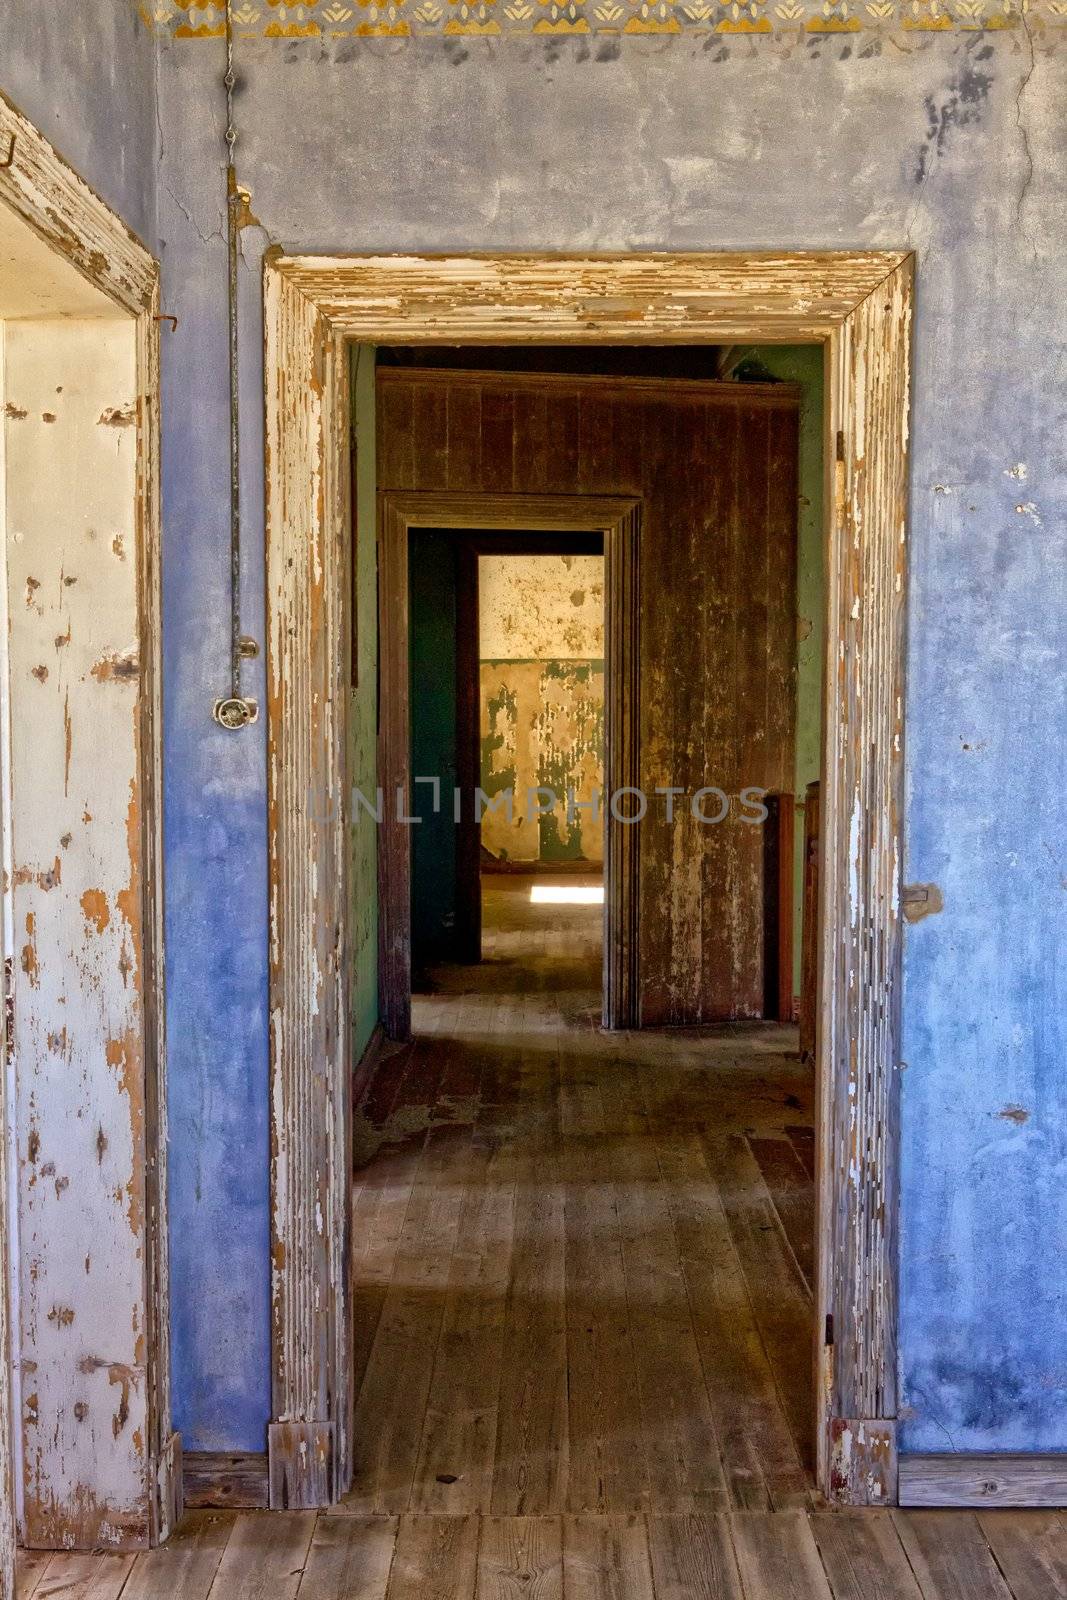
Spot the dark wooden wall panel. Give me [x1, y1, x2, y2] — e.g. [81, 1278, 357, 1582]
[377, 368, 799, 1024]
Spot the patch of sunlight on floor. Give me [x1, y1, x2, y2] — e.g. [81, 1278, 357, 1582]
[529, 884, 605, 905]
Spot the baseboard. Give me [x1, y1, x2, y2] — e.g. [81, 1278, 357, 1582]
[353, 1021, 388, 1106]
[183, 1451, 269, 1510]
[899, 1453, 1067, 1508]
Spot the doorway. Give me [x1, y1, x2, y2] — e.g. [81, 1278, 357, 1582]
[378, 492, 640, 1041]
[409, 533, 607, 1003]
[263, 249, 912, 1507]
[0, 96, 170, 1561]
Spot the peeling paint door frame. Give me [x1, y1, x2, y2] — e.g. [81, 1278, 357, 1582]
[263, 249, 913, 1507]
[0, 92, 173, 1554]
[378, 492, 640, 1042]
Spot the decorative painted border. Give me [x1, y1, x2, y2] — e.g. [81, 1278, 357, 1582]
[143, 0, 1063, 39]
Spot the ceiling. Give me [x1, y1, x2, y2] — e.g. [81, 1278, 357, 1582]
[0, 197, 123, 320]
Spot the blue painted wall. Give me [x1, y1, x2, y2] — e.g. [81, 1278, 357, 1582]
[1, 0, 157, 249]
[154, 61, 274, 1451]
[7, 14, 1062, 1457]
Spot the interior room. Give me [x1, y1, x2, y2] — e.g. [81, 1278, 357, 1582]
[2, 17, 1063, 1596]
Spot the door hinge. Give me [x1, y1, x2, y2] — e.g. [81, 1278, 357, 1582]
[825, 1313, 834, 1347]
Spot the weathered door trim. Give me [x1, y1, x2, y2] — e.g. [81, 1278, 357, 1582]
[377, 491, 640, 1041]
[263, 249, 913, 1506]
[0, 91, 174, 1555]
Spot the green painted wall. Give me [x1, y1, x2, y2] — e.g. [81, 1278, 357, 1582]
[731, 346, 825, 995]
[350, 345, 379, 1058]
[409, 531, 461, 963]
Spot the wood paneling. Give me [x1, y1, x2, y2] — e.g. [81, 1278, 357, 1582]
[377, 368, 799, 1024]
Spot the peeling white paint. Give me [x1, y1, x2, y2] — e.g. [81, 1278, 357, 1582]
[3, 317, 149, 1546]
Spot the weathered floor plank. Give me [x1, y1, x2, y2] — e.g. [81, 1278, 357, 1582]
[729, 1510, 834, 1600]
[646, 1513, 744, 1600]
[296, 1516, 397, 1599]
[346, 1122, 472, 1514]
[562, 1514, 656, 1600]
[612, 1130, 730, 1513]
[15, 1548, 50, 1599]
[204, 1511, 315, 1600]
[409, 1136, 516, 1513]
[892, 1510, 1014, 1600]
[654, 1129, 804, 1510]
[31, 1553, 135, 1600]
[561, 1099, 651, 1515]
[702, 1134, 815, 1474]
[977, 1510, 1067, 1600]
[490, 1060, 568, 1517]
[476, 1516, 563, 1600]
[384, 1514, 479, 1600]
[122, 1512, 235, 1600]
[745, 1135, 815, 1293]
[809, 1510, 924, 1600]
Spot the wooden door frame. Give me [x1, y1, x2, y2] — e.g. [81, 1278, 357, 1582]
[380, 494, 639, 1041]
[264, 249, 913, 1507]
[0, 91, 173, 1558]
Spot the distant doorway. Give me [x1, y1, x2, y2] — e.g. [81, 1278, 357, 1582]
[409, 534, 606, 998]
[379, 495, 640, 1040]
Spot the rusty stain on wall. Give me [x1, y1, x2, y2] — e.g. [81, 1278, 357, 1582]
[80, 888, 110, 933]
[902, 882, 944, 923]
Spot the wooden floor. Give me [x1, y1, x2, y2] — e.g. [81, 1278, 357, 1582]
[17, 1506, 1067, 1599]
[350, 874, 819, 1518]
[19, 877, 1066, 1597]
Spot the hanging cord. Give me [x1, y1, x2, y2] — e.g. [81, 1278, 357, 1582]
[214, 0, 258, 729]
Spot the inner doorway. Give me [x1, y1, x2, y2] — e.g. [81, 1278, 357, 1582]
[409, 533, 607, 1006]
